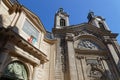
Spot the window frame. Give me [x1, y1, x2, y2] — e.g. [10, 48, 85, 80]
[60, 18, 66, 26]
[22, 19, 40, 45]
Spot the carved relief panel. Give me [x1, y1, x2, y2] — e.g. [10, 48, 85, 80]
[85, 58, 106, 80]
[76, 55, 107, 80]
[77, 39, 100, 50]
[74, 36, 113, 80]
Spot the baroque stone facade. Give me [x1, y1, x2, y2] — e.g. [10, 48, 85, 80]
[0, 0, 56, 80]
[53, 8, 120, 80]
[0, 0, 120, 80]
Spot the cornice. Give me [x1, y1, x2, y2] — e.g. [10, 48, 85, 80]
[21, 7, 46, 34]
[2, 0, 12, 8]
[75, 48, 107, 55]
[53, 23, 115, 38]
[2, 0, 22, 14]
[44, 38, 57, 45]
[0, 28, 48, 64]
[2, 0, 46, 34]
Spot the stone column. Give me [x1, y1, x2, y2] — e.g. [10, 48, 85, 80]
[32, 66, 38, 80]
[81, 57, 89, 80]
[67, 41, 78, 80]
[55, 38, 64, 80]
[0, 49, 9, 76]
[76, 57, 84, 80]
[112, 38, 120, 56]
[112, 38, 120, 72]
[11, 11, 20, 26]
[107, 44, 119, 66]
[32, 65, 43, 80]
[107, 44, 120, 79]
[104, 36, 120, 70]
[102, 59, 113, 80]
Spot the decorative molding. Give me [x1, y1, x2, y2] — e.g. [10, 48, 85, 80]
[76, 55, 85, 59]
[65, 33, 74, 41]
[0, 28, 48, 64]
[77, 39, 100, 50]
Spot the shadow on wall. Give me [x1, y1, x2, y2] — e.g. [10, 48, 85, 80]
[11, 26, 19, 34]
[0, 15, 3, 27]
[0, 13, 19, 77]
[0, 15, 19, 50]
[0, 15, 4, 50]
[0, 13, 28, 80]
[0, 26, 29, 80]
[117, 60, 120, 72]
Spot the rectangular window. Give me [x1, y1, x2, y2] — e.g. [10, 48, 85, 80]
[22, 20, 39, 44]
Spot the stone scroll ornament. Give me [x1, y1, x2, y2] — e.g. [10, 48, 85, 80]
[4, 62, 28, 80]
[88, 66, 105, 80]
[86, 62, 106, 80]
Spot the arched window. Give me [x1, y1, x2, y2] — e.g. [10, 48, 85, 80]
[0, 61, 28, 80]
[99, 22, 105, 30]
[60, 19, 66, 26]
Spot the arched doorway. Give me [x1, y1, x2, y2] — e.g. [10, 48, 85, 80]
[0, 61, 28, 80]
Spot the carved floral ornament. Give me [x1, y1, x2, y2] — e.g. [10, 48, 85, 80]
[87, 66, 106, 80]
[76, 55, 106, 80]
[75, 30, 93, 36]
[86, 58, 106, 80]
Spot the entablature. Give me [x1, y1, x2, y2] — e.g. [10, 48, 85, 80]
[75, 48, 108, 56]
[53, 23, 118, 39]
[0, 28, 48, 64]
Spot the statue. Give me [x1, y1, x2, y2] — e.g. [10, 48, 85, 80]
[86, 61, 106, 80]
[4, 62, 27, 80]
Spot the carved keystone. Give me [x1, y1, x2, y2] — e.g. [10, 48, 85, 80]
[65, 33, 74, 41]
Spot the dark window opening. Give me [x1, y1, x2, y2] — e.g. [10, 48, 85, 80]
[60, 19, 66, 26]
[0, 76, 21, 80]
[99, 22, 105, 30]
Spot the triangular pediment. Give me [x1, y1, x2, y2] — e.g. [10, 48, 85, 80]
[53, 23, 115, 37]
[3, 0, 46, 34]
[21, 6, 46, 33]
[66, 23, 111, 36]
[56, 23, 118, 39]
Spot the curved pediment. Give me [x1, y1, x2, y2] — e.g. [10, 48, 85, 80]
[74, 35, 107, 53]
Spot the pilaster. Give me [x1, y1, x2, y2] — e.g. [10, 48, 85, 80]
[102, 59, 113, 80]
[76, 57, 84, 80]
[103, 36, 120, 79]
[55, 38, 64, 80]
[112, 38, 120, 57]
[66, 33, 78, 80]
[32, 65, 43, 80]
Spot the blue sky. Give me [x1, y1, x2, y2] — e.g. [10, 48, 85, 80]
[19, 0, 120, 44]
